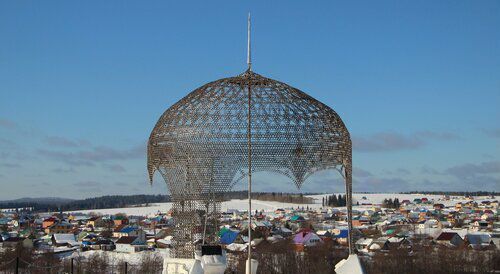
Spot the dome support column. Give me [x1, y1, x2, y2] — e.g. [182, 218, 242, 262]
[344, 161, 354, 254]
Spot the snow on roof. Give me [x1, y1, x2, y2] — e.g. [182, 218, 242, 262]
[467, 233, 491, 245]
[52, 234, 79, 246]
[387, 237, 405, 243]
[355, 238, 373, 246]
[226, 243, 247, 252]
[316, 230, 331, 236]
[335, 254, 364, 274]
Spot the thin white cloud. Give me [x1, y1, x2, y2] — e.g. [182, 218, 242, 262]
[353, 130, 459, 152]
[43, 136, 90, 148]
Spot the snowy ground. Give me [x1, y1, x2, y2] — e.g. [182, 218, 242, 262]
[67, 199, 320, 217]
[66, 193, 494, 217]
[67, 203, 170, 217]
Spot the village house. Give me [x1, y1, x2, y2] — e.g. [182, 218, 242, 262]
[332, 229, 349, 245]
[481, 210, 494, 220]
[81, 234, 114, 251]
[45, 221, 74, 234]
[435, 232, 464, 247]
[42, 217, 58, 229]
[433, 203, 445, 210]
[51, 233, 79, 247]
[115, 235, 147, 253]
[86, 216, 101, 228]
[386, 236, 412, 250]
[355, 237, 373, 252]
[293, 229, 323, 251]
[472, 220, 490, 231]
[113, 215, 129, 227]
[113, 225, 145, 239]
[271, 226, 293, 237]
[466, 233, 495, 250]
[251, 220, 272, 236]
[400, 200, 411, 206]
[368, 237, 390, 251]
[316, 230, 333, 239]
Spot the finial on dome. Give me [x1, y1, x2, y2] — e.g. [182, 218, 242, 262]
[247, 12, 252, 71]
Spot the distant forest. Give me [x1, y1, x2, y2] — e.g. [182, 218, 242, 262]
[0, 194, 170, 213]
[0, 191, 316, 212]
[401, 191, 499, 196]
[226, 191, 315, 204]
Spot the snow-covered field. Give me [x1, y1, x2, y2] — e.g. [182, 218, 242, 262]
[67, 199, 321, 217]
[68, 203, 170, 217]
[66, 193, 493, 217]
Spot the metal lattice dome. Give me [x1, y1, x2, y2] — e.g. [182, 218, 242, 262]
[148, 70, 351, 190]
[147, 69, 353, 257]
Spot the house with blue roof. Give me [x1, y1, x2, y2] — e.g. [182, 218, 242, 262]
[112, 225, 145, 240]
[220, 229, 239, 245]
[333, 229, 349, 245]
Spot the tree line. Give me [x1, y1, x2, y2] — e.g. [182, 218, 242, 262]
[322, 194, 347, 207]
[382, 198, 401, 209]
[0, 194, 170, 213]
[225, 191, 315, 204]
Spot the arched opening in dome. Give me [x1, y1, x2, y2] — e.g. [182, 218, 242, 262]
[228, 167, 349, 194]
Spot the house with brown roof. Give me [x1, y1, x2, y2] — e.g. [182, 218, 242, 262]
[45, 221, 74, 235]
[435, 232, 464, 247]
[115, 235, 147, 253]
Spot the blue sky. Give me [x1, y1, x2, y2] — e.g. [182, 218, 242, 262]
[0, 1, 499, 199]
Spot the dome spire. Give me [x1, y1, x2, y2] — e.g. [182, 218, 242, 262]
[247, 12, 252, 71]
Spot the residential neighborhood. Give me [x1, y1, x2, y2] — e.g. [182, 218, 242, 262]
[0, 193, 498, 272]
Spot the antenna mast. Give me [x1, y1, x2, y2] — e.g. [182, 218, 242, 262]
[247, 13, 252, 71]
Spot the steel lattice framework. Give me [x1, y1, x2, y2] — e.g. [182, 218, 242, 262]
[147, 69, 353, 258]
